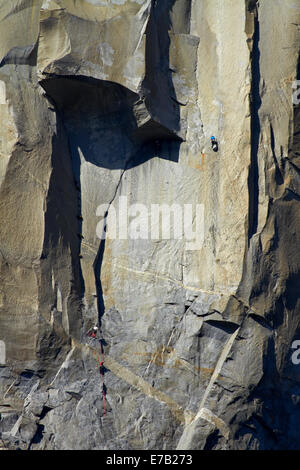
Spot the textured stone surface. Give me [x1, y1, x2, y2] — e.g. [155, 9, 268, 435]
[0, 0, 300, 450]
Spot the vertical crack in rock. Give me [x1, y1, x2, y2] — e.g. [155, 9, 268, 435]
[247, 0, 261, 243]
[93, 165, 128, 325]
[269, 122, 284, 186]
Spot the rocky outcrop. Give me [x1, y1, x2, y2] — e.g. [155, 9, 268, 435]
[0, 0, 299, 450]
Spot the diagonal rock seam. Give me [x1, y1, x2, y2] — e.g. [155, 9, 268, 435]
[176, 327, 240, 449]
[45, 335, 237, 441]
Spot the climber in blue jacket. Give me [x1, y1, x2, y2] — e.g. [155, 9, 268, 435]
[211, 136, 218, 152]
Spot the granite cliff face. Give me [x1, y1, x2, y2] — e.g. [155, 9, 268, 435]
[0, 0, 299, 450]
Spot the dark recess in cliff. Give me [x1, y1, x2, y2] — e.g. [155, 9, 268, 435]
[247, 2, 260, 243]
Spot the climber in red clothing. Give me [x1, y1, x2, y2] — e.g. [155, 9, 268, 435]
[92, 326, 98, 338]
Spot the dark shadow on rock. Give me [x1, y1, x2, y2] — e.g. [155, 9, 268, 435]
[0, 42, 38, 67]
[29, 424, 44, 448]
[284, 271, 300, 311]
[270, 123, 284, 185]
[39, 111, 85, 342]
[247, 5, 261, 243]
[94, 221, 106, 321]
[39, 0, 182, 331]
[141, 0, 181, 138]
[41, 75, 182, 171]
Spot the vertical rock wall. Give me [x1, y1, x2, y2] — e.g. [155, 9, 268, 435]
[0, 0, 299, 450]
